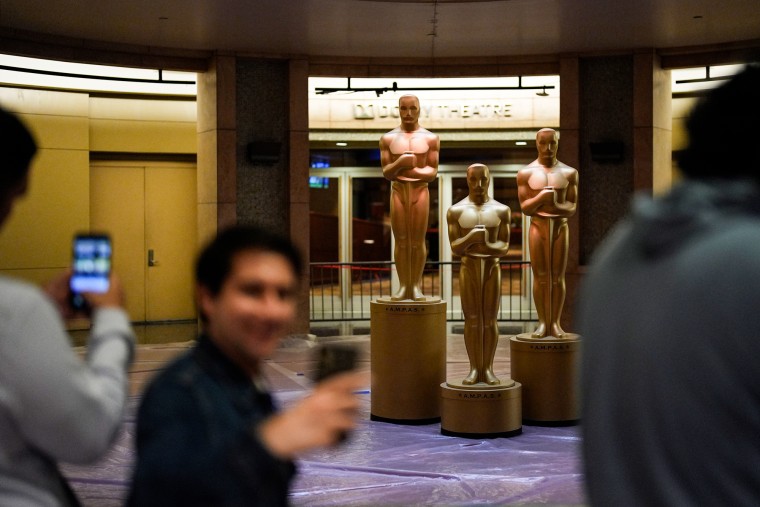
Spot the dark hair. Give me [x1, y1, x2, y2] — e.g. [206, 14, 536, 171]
[678, 64, 760, 181]
[0, 107, 37, 188]
[195, 224, 303, 296]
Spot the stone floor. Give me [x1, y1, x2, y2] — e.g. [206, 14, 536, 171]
[63, 328, 587, 506]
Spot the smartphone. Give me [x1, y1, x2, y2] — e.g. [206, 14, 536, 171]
[314, 343, 358, 443]
[70, 233, 112, 311]
[314, 343, 358, 382]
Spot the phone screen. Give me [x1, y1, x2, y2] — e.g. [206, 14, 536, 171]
[70, 234, 112, 307]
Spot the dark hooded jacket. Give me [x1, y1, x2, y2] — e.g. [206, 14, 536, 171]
[579, 179, 760, 506]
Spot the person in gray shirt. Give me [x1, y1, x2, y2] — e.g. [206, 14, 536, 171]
[0, 107, 135, 506]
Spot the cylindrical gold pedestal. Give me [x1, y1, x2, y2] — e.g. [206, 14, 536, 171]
[509, 334, 581, 424]
[440, 381, 522, 437]
[370, 299, 447, 424]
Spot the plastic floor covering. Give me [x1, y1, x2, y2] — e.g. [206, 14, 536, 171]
[62, 334, 588, 506]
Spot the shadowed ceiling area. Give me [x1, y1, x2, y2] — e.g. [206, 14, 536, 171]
[0, 0, 759, 63]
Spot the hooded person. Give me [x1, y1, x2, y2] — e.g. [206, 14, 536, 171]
[578, 64, 760, 506]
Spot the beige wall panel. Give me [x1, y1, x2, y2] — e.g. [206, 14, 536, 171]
[653, 68, 672, 131]
[89, 119, 196, 153]
[0, 88, 88, 151]
[197, 203, 218, 249]
[672, 97, 698, 120]
[0, 87, 88, 116]
[0, 149, 89, 270]
[196, 130, 218, 204]
[653, 126, 674, 196]
[672, 118, 688, 152]
[18, 113, 89, 150]
[672, 97, 697, 152]
[89, 97, 196, 122]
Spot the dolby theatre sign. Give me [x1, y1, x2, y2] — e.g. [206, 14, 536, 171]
[309, 95, 558, 130]
[353, 102, 512, 120]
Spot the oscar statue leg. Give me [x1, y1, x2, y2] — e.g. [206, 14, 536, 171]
[482, 258, 501, 385]
[408, 184, 429, 301]
[529, 218, 550, 338]
[390, 183, 410, 301]
[460, 257, 482, 385]
[549, 220, 569, 338]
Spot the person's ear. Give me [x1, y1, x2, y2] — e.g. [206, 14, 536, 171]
[197, 284, 216, 318]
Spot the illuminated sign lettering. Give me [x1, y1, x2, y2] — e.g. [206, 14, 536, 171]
[352, 102, 512, 120]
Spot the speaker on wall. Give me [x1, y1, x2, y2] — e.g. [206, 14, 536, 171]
[247, 141, 281, 165]
[589, 141, 624, 163]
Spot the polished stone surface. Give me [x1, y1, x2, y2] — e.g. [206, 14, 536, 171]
[62, 331, 587, 506]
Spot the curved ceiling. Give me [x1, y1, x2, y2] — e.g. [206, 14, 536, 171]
[0, 0, 759, 61]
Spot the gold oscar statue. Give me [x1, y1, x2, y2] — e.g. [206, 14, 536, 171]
[447, 163, 510, 385]
[440, 163, 522, 437]
[380, 94, 440, 301]
[516, 128, 578, 338]
[371, 94, 446, 424]
[511, 128, 580, 424]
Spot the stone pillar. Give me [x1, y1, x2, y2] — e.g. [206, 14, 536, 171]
[196, 55, 311, 334]
[634, 52, 673, 195]
[197, 53, 237, 247]
[288, 59, 311, 334]
[558, 52, 672, 341]
[573, 53, 672, 267]
[577, 55, 635, 266]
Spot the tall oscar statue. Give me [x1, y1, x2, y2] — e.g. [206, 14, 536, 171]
[511, 128, 581, 424]
[370, 94, 447, 424]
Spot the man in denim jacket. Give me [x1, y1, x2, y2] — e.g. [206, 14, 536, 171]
[128, 226, 361, 506]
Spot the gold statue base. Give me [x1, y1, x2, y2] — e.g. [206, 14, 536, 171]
[370, 299, 447, 424]
[509, 334, 581, 425]
[440, 380, 522, 437]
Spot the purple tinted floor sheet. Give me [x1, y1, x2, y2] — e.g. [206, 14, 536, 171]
[62, 335, 588, 506]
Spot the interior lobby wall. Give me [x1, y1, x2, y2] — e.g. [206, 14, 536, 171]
[89, 97, 196, 154]
[0, 86, 197, 290]
[0, 87, 90, 286]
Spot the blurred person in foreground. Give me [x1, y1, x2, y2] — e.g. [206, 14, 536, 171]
[579, 64, 760, 506]
[128, 225, 362, 506]
[0, 107, 135, 506]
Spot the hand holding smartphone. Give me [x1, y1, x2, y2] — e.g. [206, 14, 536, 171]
[314, 343, 358, 382]
[69, 233, 112, 312]
[313, 343, 359, 444]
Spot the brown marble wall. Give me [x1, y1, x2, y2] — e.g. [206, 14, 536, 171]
[578, 55, 635, 266]
[235, 59, 290, 229]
